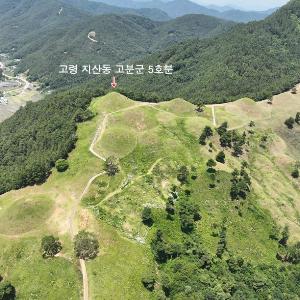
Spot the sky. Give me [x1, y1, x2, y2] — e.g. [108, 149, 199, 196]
[192, 0, 289, 10]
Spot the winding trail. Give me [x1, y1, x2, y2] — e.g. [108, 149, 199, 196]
[71, 102, 152, 300]
[87, 32, 98, 43]
[72, 99, 254, 299]
[68, 171, 105, 300]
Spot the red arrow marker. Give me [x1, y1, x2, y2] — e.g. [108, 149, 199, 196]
[111, 76, 117, 88]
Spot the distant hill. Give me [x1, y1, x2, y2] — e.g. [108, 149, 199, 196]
[116, 0, 300, 103]
[220, 7, 278, 23]
[62, 0, 171, 21]
[0, 0, 234, 89]
[94, 0, 276, 22]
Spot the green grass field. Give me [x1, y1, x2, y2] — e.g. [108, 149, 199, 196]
[0, 236, 81, 300]
[0, 195, 53, 235]
[89, 92, 300, 264]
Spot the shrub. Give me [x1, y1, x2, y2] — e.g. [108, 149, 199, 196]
[55, 159, 69, 172]
[216, 151, 225, 164]
[141, 276, 156, 291]
[295, 112, 300, 125]
[291, 169, 299, 179]
[41, 235, 62, 258]
[177, 166, 189, 184]
[74, 231, 99, 260]
[284, 117, 295, 129]
[104, 156, 119, 176]
[142, 207, 154, 226]
[0, 281, 16, 300]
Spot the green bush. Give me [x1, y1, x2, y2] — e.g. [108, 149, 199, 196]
[74, 231, 99, 260]
[0, 280, 16, 300]
[141, 276, 156, 291]
[41, 235, 62, 258]
[55, 159, 69, 172]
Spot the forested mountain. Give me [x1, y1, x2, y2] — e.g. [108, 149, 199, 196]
[116, 0, 300, 103]
[61, 0, 171, 21]
[94, 0, 275, 22]
[0, 0, 88, 52]
[0, 0, 234, 89]
[220, 7, 278, 22]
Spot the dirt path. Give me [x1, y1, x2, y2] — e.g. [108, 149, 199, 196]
[100, 158, 163, 205]
[80, 259, 89, 300]
[68, 171, 105, 300]
[211, 105, 217, 127]
[87, 32, 98, 43]
[70, 102, 152, 300]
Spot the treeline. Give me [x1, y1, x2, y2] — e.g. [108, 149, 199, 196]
[0, 82, 105, 194]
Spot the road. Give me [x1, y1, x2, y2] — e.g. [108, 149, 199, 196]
[3, 73, 30, 94]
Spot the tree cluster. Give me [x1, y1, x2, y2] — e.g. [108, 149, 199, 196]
[199, 126, 213, 145]
[179, 201, 201, 233]
[104, 156, 119, 177]
[74, 231, 99, 260]
[41, 235, 62, 258]
[217, 122, 247, 157]
[230, 165, 251, 200]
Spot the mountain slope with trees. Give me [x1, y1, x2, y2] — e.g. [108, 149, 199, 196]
[117, 0, 300, 103]
[61, 0, 171, 21]
[0, 0, 234, 89]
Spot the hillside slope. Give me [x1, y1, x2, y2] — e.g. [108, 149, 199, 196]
[0, 91, 299, 298]
[117, 0, 300, 103]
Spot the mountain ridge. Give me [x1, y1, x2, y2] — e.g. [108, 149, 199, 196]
[0, 0, 235, 89]
[93, 0, 276, 22]
[115, 0, 300, 103]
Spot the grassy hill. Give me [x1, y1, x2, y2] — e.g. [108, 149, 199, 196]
[0, 91, 299, 298]
[116, 0, 300, 103]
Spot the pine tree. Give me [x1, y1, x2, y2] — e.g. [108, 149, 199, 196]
[216, 151, 225, 164]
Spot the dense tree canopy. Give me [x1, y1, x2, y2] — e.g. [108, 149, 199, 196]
[0, 82, 105, 194]
[117, 0, 300, 103]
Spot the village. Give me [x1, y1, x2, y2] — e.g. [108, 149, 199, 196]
[0, 56, 41, 121]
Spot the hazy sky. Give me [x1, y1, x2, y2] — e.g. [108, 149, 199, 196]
[192, 0, 289, 10]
